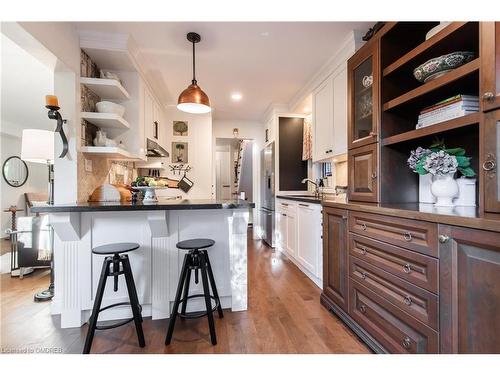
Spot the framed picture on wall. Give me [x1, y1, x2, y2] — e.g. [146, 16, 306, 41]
[172, 142, 188, 163]
[173, 121, 188, 136]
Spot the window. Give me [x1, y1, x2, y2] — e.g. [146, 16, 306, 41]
[321, 162, 332, 178]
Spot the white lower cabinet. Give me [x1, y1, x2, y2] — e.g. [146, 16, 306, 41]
[286, 210, 297, 258]
[297, 203, 321, 275]
[276, 199, 322, 287]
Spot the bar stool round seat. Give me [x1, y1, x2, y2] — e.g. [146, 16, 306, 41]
[176, 238, 215, 250]
[83, 242, 145, 354]
[92, 242, 140, 255]
[166, 238, 223, 346]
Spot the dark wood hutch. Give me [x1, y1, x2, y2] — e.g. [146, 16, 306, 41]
[322, 22, 500, 353]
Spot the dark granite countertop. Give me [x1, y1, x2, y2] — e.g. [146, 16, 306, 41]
[276, 194, 322, 204]
[30, 199, 255, 213]
[322, 198, 500, 233]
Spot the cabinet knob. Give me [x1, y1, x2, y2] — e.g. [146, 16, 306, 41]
[483, 92, 495, 101]
[371, 172, 377, 179]
[361, 271, 367, 280]
[360, 246, 367, 255]
[403, 231, 413, 242]
[403, 295, 412, 306]
[361, 223, 367, 231]
[403, 263, 412, 274]
[402, 337, 411, 349]
[359, 304, 366, 314]
[438, 234, 450, 243]
[482, 159, 496, 172]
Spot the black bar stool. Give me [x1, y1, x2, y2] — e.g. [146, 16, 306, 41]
[165, 238, 223, 346]
[83, 242, 145, 354]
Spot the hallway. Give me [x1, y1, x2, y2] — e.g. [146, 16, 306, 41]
[0, 230, 369, 354]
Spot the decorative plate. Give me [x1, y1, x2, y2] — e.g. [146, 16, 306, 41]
[413, 51, 475, 83]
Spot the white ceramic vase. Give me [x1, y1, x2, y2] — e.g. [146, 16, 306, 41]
[431, 172, 459, 207]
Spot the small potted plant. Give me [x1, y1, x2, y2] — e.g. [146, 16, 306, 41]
[407, 141, 475, 207]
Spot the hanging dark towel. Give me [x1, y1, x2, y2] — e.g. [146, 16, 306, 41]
[178, 174, 194, 193]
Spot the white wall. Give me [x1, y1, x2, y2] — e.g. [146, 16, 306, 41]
[0, 32, 56, 236]
[2, 22, 82, 205]
[0, 135, 49, 236]
[155, 106, 213, 199]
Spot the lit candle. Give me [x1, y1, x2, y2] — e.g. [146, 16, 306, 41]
[45, 95, 59, 108]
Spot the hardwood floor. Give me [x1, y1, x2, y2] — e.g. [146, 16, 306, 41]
[0, 230, 370, 354]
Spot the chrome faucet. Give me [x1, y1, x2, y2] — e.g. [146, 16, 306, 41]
[301, 178, 321, 199]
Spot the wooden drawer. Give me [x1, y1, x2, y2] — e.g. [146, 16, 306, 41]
[349, 211, 438, 257]
[350, 256, 439, 330]
[349, 233, 438, 293]
[349, 279, 439, 353]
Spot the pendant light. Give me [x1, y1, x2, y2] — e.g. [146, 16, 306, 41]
[177, 32, 211, 114]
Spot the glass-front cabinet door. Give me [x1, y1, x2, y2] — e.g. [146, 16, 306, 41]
[481, 22, 500, 112]
[348, 40, 379, 149]
[484, 110, 500, 213]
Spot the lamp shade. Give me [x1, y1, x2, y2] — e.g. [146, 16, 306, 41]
[177, 82, 211, 114]
[21, 129, 55, 164]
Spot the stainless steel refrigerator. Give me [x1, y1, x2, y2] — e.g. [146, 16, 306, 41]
[260, 142, 275, 247]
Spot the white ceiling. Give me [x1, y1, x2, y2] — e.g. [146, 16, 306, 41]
[74, 22, 371, 121]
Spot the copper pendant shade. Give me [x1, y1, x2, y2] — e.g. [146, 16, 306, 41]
[177, 32, 211, 114]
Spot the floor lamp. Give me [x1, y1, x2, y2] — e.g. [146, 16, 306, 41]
[21, 129, 55, 301]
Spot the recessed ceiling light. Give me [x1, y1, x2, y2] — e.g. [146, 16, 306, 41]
[231, 93, 243, 101]
[260, 31, 270, 37]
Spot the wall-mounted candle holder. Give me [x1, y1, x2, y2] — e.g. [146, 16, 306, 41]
[45, 95, 68, 159]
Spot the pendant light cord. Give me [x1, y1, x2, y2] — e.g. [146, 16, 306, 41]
[192, 40, 196, 84]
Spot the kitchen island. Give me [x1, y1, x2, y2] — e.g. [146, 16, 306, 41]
[32, 199, 254, 328]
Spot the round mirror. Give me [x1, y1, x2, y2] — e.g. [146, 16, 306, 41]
[2, 156, 29, 188]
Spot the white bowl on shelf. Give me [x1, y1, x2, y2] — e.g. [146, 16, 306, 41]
[96, 101, 125, 117]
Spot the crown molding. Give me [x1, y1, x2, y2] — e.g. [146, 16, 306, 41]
[287, 30, 365, 113]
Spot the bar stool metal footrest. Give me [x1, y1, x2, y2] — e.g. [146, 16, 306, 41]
[176, 294, 219, 319]
[92, 302, 144, 330]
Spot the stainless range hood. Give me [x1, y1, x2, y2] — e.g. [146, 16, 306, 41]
[146, 138, 169, 157]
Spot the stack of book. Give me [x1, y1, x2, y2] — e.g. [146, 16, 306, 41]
[416, 95, 479, 129]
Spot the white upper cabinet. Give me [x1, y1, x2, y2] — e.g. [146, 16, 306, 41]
[312, 76, 334, 162]
[312, 65, 348, 162]
[332, 67, 348, 157]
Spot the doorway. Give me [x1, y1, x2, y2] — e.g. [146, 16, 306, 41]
[215, 138, 254, 202]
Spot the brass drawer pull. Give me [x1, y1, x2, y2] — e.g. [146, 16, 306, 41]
[403, 295, 412, 306]
[359, 304, 366, 314]
[360, 246, 367, 255]
[361, 271, 367, 280]
[402, 337, 411, 349]
[403, 264, 412, 274]
[361, 223, 367, 231]
[482, 160, 496, 172]
[403, 231, 413, 242]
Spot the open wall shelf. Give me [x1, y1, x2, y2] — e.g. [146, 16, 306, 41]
[375, 21, 483, 206]
[382, 112, 480, 146]
[80, 77, 130, 100]
[80, 146, 144, 161]
[383, 22, 478, 78]
[382, 59, 479, 112]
